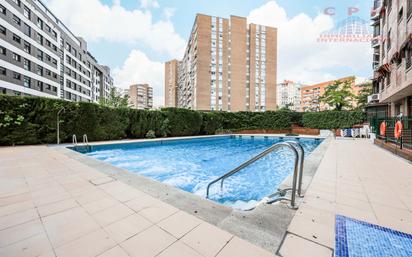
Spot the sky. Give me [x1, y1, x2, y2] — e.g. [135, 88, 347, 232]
[43, 0, 374, 107]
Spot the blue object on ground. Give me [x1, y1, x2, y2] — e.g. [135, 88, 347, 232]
[335, 215, 412, 257]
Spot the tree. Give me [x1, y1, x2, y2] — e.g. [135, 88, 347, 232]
[99, 87, 129, 108]
[355, 82, 373, 110]
[319, 80, 356, 111]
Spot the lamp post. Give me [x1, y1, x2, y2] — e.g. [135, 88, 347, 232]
[57, 107, 65, 144]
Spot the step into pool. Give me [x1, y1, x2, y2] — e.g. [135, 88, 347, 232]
[72, 135, 323, 209]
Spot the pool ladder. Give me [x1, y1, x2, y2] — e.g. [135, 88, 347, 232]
[72, 134, 91, 152]
[206, 141, 305, 209]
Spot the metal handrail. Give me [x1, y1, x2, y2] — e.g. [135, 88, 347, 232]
[206, 142, 300, 208]
[83, 134, 89, 145]
[284, 141, 305, 197]
[72, 134, 77, 146]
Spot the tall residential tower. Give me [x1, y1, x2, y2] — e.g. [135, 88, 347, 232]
[165, 14, 277, 112]
[0, 0, 113, 102]
[128, 84, 153, 110]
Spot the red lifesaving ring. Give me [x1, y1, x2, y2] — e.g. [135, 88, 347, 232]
[394, 121, 403, 139]
[380, 121, 386, 137]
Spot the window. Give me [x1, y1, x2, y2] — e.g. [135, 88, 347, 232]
[66, 43, 71, 51]
[23, 41, 30, 53]
[408, 0, 412, 19]
[0, 4, 6, 15]
[387, 30, 391, 50]
[407, 48, 412, 69]
[12, 15, 21, 26]
[37, 81, 43, 91]
[52, 30, 57, 38]
[23, 23, 31, 36]
[37, 66, 43, 76]
[36, 34, 43, 44]
[12, 0, 21, 7]
[37, 18, 43, 29]
[46, 69, 51, 76]
[23, 5, 30, 19]
[37, 50, 43, 61]
[13, 34, 21, 44]
[0, 67, 6, 75]
[398, 7, 404, 23]
[46, 40, 51, 47]
[23, 58, 30, 70]
[0, 25, 5, 35]
[12, 53, 21, 62]
[13, 72, 21, 80]
[0, 46, 5, 55]
[388, 0, 392, 13]
[23, 76, 30, 88]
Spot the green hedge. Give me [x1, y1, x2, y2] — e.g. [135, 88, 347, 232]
[0, 95, 366, 146]
[302, 110, 366, 129]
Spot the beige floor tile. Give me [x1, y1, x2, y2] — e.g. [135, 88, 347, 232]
[0, 200, 35, 217]
[158, 241, 203, 257]
[37, 198, 79, 217]
[0, 232, 54, 257]
[372, 203, 412, 233]
[92, 203, 135, 226]
[55, 229, 116, 257]
[104, 213, 152, 243]
[287, 215, 334, 248]
[109, 188, 146, 203]
[124, 195, 163, 212]
[121, 225, 176, 257]
[0, 219, 44, 247]
[138, 201, 179, 224]
[279, 234, 332, 257]
[81, 197, 119, 214]
[335, 195, 373, 212]
[157, 211, 202, 239]
[90, 176, 116, 186]
[0, 208, 38, 231]
[97, 246, 130, 257]
[73, 188, 108, 205]
[181, 222, 233, 257]
[32, 191, 72, 207]
[217, 236, 275, 257]
[0, 193, 32, 207]
[43, 207, 100, 248]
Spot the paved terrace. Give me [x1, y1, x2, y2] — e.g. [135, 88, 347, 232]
[279, 139, 412, 256]
[0, 139, 411, 257]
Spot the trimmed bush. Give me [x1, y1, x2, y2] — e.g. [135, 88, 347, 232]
[0, 95, 367, 146]
[302, 110, 365, 129]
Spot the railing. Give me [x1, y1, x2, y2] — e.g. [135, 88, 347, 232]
[369, 115, 412, 149]
[206, 142, 303, 209]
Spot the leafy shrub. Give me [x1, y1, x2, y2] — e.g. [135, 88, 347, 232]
[0, 95, 366, 146]
[302, 110, 365, 129]
[145, 130, 156, 139]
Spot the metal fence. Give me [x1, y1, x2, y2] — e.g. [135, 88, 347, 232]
[368, 115, 412, 149]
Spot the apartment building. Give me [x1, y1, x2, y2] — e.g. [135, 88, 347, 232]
[165, 14, 277, 112]
[164, 59, 179, 107]
[128, 84, 153, 110]
[0, 0, 113, 103]
[369, 0, 412, 117]
[301, 76, 364, 112]
[276, 80, 302, 111]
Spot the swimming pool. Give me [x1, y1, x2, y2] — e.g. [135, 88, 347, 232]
[75, 135, 323, 209]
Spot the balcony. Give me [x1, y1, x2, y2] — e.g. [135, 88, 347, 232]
[371, 36, 381, 48]
[371, 0, 382, 20]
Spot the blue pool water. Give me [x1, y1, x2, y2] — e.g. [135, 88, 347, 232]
[336, 215, 412, 257]
[79, 136, 322, 208]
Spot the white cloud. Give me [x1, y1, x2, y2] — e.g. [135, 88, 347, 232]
[248, 1, 372, 84]
[140, 0, 159, 9]
[47, 0, 185, 58]
[113, 50, 164, 107]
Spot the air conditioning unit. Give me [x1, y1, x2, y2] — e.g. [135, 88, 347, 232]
[367, 94, 380, 103]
